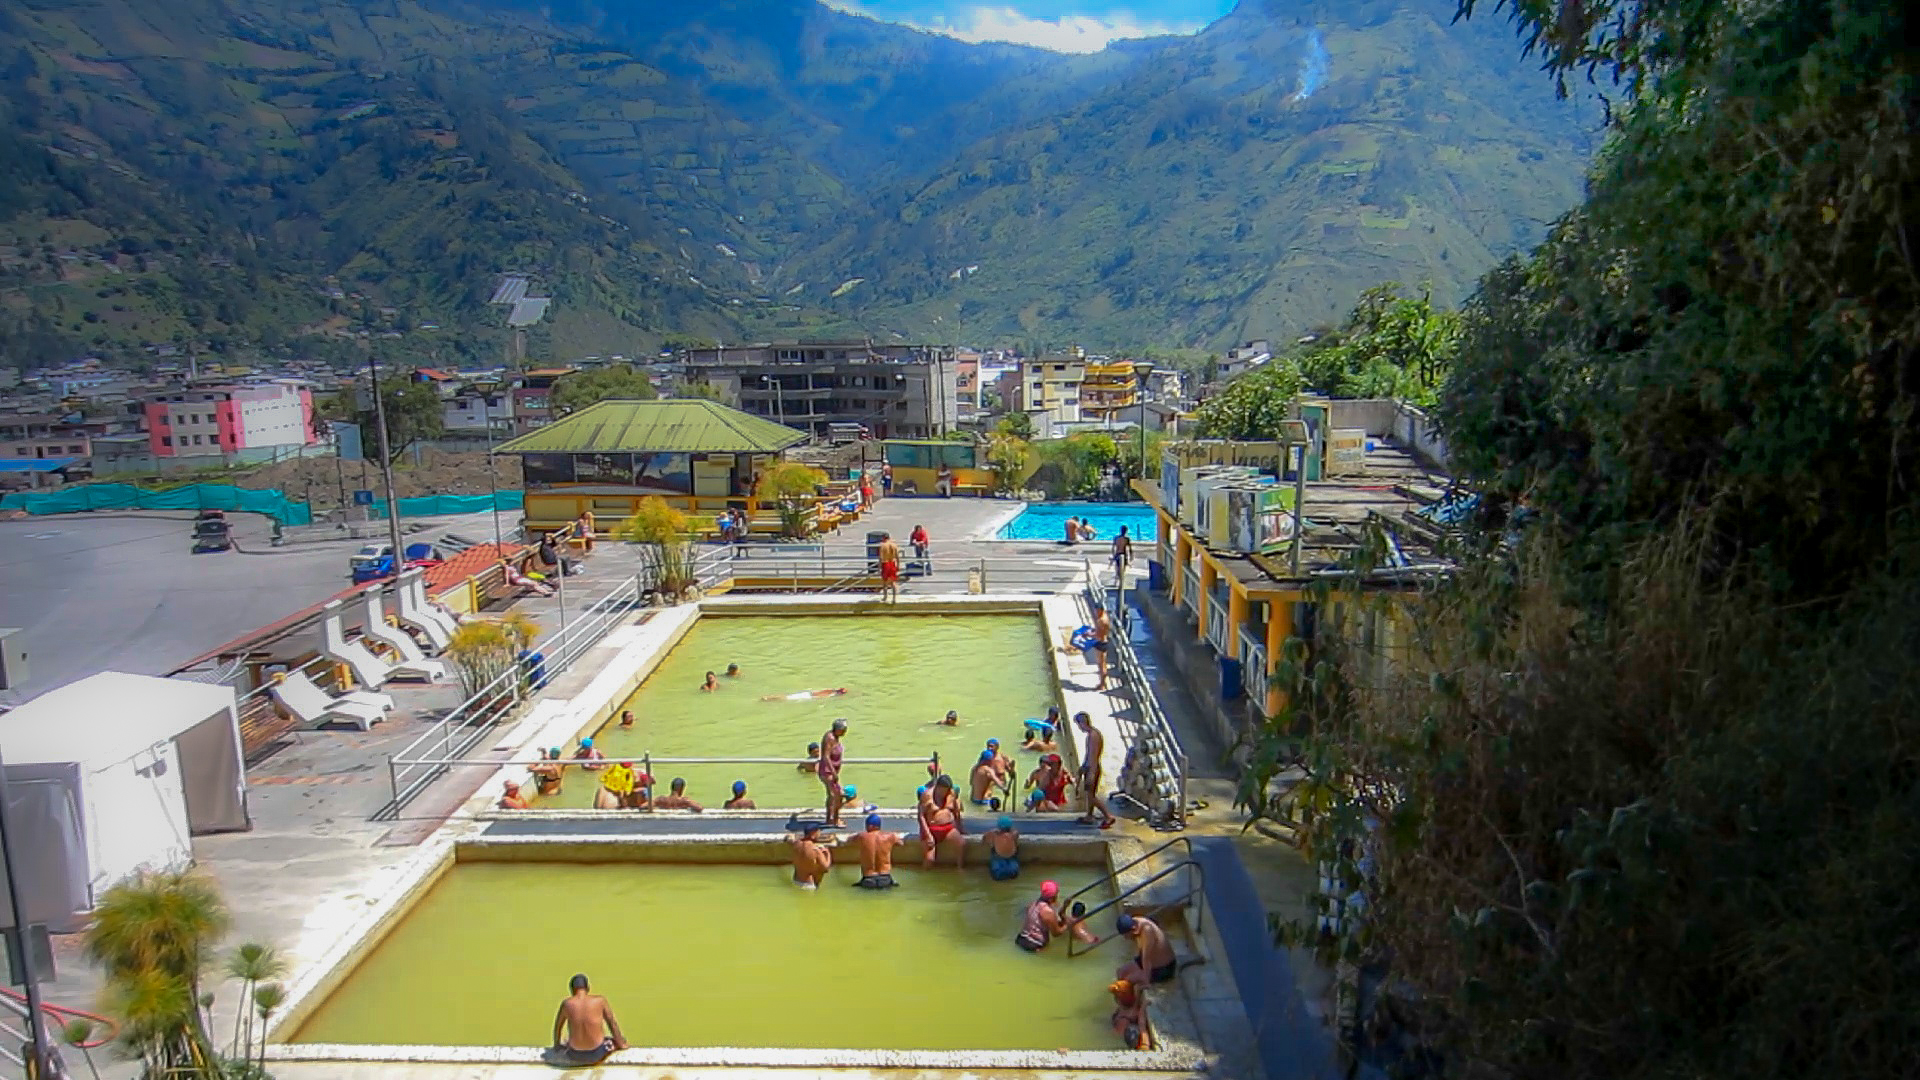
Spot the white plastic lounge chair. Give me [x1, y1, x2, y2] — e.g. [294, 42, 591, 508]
[268, 671, 392, 731]
[323, 599, 443, 686]
[362, 593, 452, 683]
[396, 569, 459, 649]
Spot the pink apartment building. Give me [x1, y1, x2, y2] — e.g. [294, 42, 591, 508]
[144, 382, 316, 459]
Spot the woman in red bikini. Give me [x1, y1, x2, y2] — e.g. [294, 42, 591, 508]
[919, 774, 965, 868]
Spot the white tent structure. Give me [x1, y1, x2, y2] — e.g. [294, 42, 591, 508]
[0, 673, 250, 931]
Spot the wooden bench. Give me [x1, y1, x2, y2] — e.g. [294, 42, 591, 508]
[954, 484, 990, 497]
[237, 692, 302, 763]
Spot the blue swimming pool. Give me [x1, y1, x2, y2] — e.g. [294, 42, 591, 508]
[996, 501, 1158, 542]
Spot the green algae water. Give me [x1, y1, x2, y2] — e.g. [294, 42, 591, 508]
[292, 862, 1118, 1050]
[539, 614, 1058, 809]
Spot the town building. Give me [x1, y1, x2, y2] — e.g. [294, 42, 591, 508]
[1003, 349, 1087, 430]
[143, 381, 318, 462]
[0, 414, 98, 462]
[677, 341, 958, 440]
[511, 368, 576, 434]
[1132, 398, 1452, 751]
[1217, 340, 1273, 379]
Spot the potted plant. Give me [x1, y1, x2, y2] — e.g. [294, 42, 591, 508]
[754, 461, 829, 539]
[615, 498, 711, 603]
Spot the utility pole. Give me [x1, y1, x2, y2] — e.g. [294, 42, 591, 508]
[366, 351, 406, 574]
[0, 748, 62, 1080]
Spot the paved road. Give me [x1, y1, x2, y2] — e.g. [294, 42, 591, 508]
[0, 509, 506, 707]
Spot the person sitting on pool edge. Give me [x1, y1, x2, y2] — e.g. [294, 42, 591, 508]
[969, 750, 999, 806]
[852, 813, 903, 889]
[723, 780, 755, 809]
[551, 973, 627, 1066]
[1115, 914, 1178, 986]
[701, 670, 720, 691]
[653, 777, 704, 812]
[986, 815, 1020, 880]
[787, 821, 836, 888]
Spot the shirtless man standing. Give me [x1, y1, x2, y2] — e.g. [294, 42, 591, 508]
[969, 750, 1000, 807]
[551, 974, 627, 1065]
[1074, 712, 1117, 828]
[851, 813, 902, 889]
[819, 719, 848, 826]
[788, 822, 836, 888]
[877, 532, 902, 604]
[1115, 914, 1179, 986]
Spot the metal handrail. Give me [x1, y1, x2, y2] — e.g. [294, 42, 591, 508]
[1084, 573, 1188, 830]
[1066, 858, 1206, 958]
[1061, 835, 1192, 912]
[381, 574, 642, 813]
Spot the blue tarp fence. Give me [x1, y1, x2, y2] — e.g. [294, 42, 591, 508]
[0, 483, 314, 525]
[368, 491, 522, 519]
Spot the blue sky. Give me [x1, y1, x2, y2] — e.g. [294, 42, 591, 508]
[827, 0, 1237, 53]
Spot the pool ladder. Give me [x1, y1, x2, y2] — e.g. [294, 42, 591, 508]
[1063, 836, 1205, 958]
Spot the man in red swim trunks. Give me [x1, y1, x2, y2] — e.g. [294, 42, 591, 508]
[877, 532, 902, 604]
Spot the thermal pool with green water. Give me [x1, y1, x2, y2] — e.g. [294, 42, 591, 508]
[291, 862, 1117, 1050]
[538, 614, 1059, 809]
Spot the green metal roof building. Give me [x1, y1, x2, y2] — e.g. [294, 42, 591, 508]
[492, 399, 810, 530]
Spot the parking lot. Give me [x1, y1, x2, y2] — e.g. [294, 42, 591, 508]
[0, 510, 500, 706]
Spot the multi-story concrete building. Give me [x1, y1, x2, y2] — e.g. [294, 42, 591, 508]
[0, 414, 97, 462]
[1080, 359, 1150, 422]
[511, 369, 575, 434]
[1006, 350, 1087, 429]
[143, 381, 316, 461]
[678, 341, 957, 439]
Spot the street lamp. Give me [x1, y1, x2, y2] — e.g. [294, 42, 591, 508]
[1131, 361, 1155, 487]
[761, 374, 784, 428]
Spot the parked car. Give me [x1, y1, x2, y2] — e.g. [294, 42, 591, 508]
[348, 541, 445, 583]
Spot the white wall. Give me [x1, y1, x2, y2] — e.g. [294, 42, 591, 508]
[235, 385, 309, 448]
[85, 741, 193, 901]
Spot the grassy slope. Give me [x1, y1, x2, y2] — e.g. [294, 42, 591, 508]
[780, 0, 1596, 348]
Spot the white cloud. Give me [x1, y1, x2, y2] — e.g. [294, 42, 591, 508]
[828, 3, 1205, 53]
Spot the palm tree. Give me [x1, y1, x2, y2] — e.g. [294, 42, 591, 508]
[224, 943, 286, 1059]
[60, 1018, 102, 1080]
[83, 868, 230, 1076]
[251, 983, 288, 1071]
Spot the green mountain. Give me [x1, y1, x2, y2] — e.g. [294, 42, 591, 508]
[784, 0, 1597, 347]
[0, 0, 1592, 368]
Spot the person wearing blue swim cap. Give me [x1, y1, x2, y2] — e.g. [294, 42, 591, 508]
[986, 814, 1022, 880]
[573, 736, 605, 771]
[723, 779, 755, 810]
[984, 738, 1014, 784]
[852, 812, 903, 889]
[969, 749, 1001, 807]
[1115, 914, 1176, 986]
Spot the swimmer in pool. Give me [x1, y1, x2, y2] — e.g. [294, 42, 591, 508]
[618, 709, 635, 729]
[1065, 900, 1099, 945]
[653, 777, 704, 812]
[969, 750, 999, 806]
[1022, 723, 1058, 753]
[551, 973, 627, 1065]
[725, 663, 741, 678]
[762, 687, 850, 702]
[498, 780, 529, 809]
[799, 741, 822, 772]
[1015, 881, 1067, 951]
[986, 814, 1020, 880]
[1025, 753, 1072, 812]
[701, 670, 720, 692]
[851, 813, 903, 889]
[573, 737, 605, 771]
[787, 821, 836, 888]
[723, 779, 755, 810]
[531, 747, 564, 797]
[985, 738, 1015, 780]
[841, 785, 874, 815]
[938, 709, 959, 726]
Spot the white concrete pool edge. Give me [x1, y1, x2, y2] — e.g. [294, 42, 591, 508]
[264, 1042, 1207, 1072]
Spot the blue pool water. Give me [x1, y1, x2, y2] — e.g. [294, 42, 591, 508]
[997, 501, 1158, 541]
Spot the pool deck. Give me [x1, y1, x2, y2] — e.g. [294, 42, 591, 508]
[35, 494, 1325, 1080]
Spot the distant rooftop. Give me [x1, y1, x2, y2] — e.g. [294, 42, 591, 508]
[506, 297, 550, 327]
